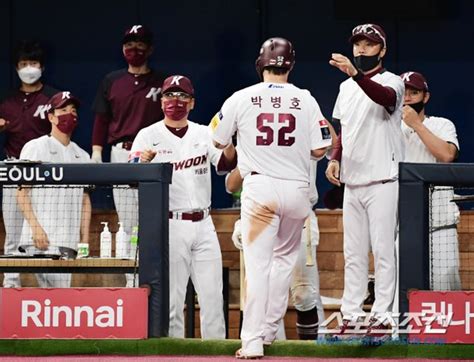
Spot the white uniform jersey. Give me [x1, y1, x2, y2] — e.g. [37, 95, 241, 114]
[402, 115, 460, 227]
[402, 116, 459, 163]
[131, 120, 223, 211]
[213, 82, 332, 182]
[333, 71, 405, 186]
[19, 135, 91, 249]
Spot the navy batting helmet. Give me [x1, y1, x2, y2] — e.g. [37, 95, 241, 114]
[255, 37, 295, 77]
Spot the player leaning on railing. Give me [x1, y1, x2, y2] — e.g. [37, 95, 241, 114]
[16, 91, 91, 288]
[400, 71, 461, 291]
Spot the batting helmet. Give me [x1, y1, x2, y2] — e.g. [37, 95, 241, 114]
[255, 37, 295, 77]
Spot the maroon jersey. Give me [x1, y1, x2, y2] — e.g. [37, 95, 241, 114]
[92, 69, 164, 146]
[0, 85, 57, 158]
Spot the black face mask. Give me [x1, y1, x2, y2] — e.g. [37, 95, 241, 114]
[353, 54, 381, 72]
[407, 101, 425, 114]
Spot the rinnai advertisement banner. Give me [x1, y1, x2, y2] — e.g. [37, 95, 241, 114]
[409, 291, 474, 344]
[0, 288, 148, 339]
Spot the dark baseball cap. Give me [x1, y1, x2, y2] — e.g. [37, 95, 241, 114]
[349, 23, 386, 48]
[122, 24, 153, 45]
[162, 75, 194, 96]
[400, 71, 429, 92]
[47, 91, 81, 112]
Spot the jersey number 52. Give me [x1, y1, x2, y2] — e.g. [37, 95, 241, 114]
[256, 113, 295, 146]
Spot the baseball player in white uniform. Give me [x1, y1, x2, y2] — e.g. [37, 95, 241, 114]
[212, 37, 332, 358]
[401, 71, 461, 291]
[130, 75, 236, 339]
[325, 24, 404, 340]
[17, 91, 91, 288]
[227, 160, 326, 341]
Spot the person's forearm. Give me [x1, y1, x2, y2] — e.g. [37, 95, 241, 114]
[217, 144, 237, 172]
[80, 194, 92, 244]
[412, 123, 458, 162]
[329, 132, 342, 161]
[17, 188, 40, 229]
[226, 169, 243, 193]
[92, 113, 110, 146]
[353, 73, 396, 109]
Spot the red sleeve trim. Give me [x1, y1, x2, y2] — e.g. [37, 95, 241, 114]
[217, 152, 238, 172]
[355, 75, 396, 110]
[329, 131, 342, 162]
[92, 113, 111, 146]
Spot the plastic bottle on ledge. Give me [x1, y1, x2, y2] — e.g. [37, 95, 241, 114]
[115, 222, 129, 259]
[100, 222, 112, 258]
[130, 225, 139, 261]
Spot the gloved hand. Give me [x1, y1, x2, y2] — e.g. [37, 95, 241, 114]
[231, 219, 243, 250]
[91, 149, 102, 163]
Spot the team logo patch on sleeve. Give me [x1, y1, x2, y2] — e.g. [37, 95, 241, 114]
[209, 112, 222, 133]
[128, 151, 142, 163]
[319, 119, 331, 140]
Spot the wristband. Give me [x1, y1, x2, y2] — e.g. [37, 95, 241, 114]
[352, 70, 364, 81]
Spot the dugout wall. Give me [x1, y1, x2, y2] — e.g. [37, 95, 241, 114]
[0, 162, 172, 337]
[398, 162, 474, 316]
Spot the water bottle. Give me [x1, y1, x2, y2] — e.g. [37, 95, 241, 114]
[115, 222, 129, 259]
[130, 225, 139, 261]
[100, 222, 112, 258]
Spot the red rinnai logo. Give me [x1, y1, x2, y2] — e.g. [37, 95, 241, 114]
[1, 288, 147, 339]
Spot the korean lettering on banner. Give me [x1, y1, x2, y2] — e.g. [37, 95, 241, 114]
[408, 291, 474, 344]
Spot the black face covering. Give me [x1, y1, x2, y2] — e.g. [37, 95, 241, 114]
[353, 54, 381, 72]
[407, 101, 425, 114]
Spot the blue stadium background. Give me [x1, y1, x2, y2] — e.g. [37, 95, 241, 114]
[0, 0, 473, 209]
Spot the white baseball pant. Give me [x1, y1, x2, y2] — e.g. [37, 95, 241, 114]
[240, 174, 310, 356]
[111, 146, 138, 287]
[430, 227, 461, 290]
[2, 185, 23, 287]
[274, 211, 325, 340]
[168, 216, 225, 339]
[291, 211, 325, 322]
[35, 273, 72, 288]
[341, 180, 398, 319]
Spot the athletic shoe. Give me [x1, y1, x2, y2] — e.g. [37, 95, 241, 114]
[331, 319, 366, 341]
[363, 317, 392, 344]
[235, 348, 263, 359]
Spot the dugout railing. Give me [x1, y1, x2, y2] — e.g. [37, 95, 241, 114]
[399, 162, 474, 317]
[0, 162, 172, 337]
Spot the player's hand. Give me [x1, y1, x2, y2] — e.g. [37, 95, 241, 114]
[231, 219, 243, 250]
[91, 149, 102, 163]
[402, 105, 423, 130]
[0, 118, 9, 131]
[325, 160, 341, 186]
[329, 53, 358, 77]
[32, 226, 50, 250]
[140, 149, 157, 163]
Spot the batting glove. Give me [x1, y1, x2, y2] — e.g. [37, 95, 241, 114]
[231, 219, 243, 250]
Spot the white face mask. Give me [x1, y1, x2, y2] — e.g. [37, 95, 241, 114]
[17, 66, 42, 85]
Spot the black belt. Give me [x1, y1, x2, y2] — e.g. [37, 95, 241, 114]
[114, 141, 133, 151]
